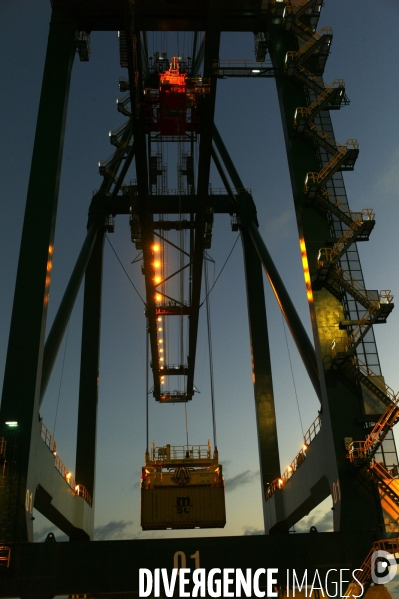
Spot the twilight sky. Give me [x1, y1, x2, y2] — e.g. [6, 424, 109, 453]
[1, 0, 399, 573]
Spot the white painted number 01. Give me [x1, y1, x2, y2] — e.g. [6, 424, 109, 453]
[25, 489, 33, 514]
[173, 550, 200, 572]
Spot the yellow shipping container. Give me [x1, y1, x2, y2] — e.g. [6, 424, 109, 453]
[141, 485, 226, 530]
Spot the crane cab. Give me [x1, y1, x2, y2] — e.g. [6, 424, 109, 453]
[143, 55, 210, 136]
[141, 441, 226, 530]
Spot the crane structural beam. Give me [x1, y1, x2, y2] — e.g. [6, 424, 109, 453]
[0, 530, 378, 598]
[0, 0, 397, 587]
[40, 224, 99, 405]
[185, 2, 221, 401]
[0, 8, 77, 543]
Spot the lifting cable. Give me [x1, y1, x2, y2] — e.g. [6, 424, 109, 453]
[281, 313, 304, 438]
[281, 312, 313, 498]
[204, 255, 218, 449]
[53, 320, 70, 438]
[106, 234, 146, 306]
[199, 232, 241, 308]
[106, 235, 149, 441]
[178, 133, 190, 449]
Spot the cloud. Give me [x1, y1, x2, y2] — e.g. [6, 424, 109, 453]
[226, 469, 259, 493]
[294, 508, 333, 533]
[94, 519, 134, 540]
[243, 526, 264, 536]
[34, 519, 135, 542]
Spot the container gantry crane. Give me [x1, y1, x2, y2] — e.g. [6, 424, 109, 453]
[0, 0, 398, 596]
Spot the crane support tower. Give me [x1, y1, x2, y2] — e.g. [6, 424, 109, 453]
[0, 0, 398, 596]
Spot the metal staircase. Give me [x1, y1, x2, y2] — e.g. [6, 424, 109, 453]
[304, 139, 359, 192]
[117, 93, 131, 117]
[294, 79, 346, 126]
[346, 537, 399, 599]
[284, 2, 332, 76]
[316, 211, 374, 265]
[295, 65, 350, 106]
[341, 357, 396, 409]
[285, 26, 332, 75]
[283, 0, 324, 30]
[367, 460, 399, 506]
[285, 0, 399, 498]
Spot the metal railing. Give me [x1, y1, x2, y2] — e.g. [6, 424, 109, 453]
[151, 187, 251, 196]
[351, 357, 397, 402]
[150, 441, 212, 462]
[345, 537, 399, 599]
[98, 140, 132, 170]
[159, 391, 188, 400]
[215, 59, 274, 76]
[332, 266, 390, 306]
[40, 422, 92, 507]
[330, 286, 393, 357]
[109, 118, 131, 140]
[266, 414, 321, 500]
[217, 59, 272, 69]
[40, 423, 56, 455]
[294, 80, 345, 126]
[348, 407, 399, 461]
[304, 414, 321, 446]
[285, 26, 332, 64]
[281, 448, 307, 483]
[305, 139, 358, 191]
[265, 477, 283, 500]
[55, 455, 75, 490]
[317, 213, 373, 265]
[156, 299, 190, 308]
[0, 546, 11, 568]
[75, 484, 93, 507]
[317, 139, 358, 179]
[346, 374, 399, 462]
[314, 188, 373, 226]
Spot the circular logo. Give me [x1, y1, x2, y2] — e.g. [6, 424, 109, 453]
[371, 550, 397, 585]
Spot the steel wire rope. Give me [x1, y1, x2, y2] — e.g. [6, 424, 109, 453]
[106, 234, 146, 305]
[204, 255, 217, 449]
[199, 232, 241, 308]
[281, 312, 304, 438]
[106, 238, 147, 422]
[280, 316, 316, 504]
[178, 132, 189, 449]
[53, 320, 70, 438]
[131, 262, 146, 395]
[197, 250, 215, 391]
